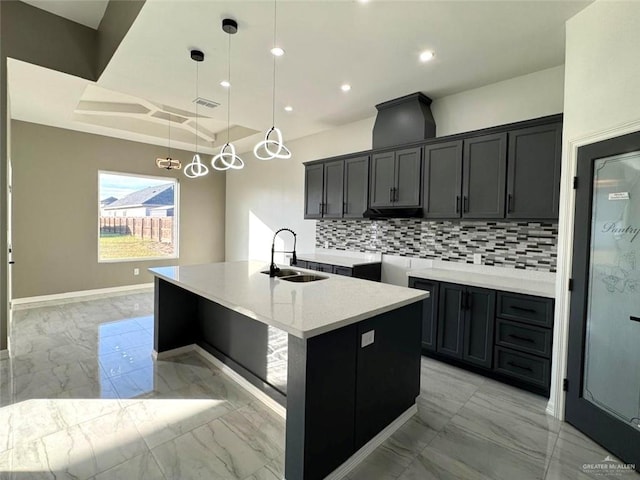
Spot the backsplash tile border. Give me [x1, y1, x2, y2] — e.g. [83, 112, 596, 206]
[316, 219, 558, 272]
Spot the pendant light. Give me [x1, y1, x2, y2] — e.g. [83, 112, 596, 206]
[156, 112, 182, 170]
[253, 0, 291, 161]
[212, 18, 244, 171]
[184, 49, 209, 178]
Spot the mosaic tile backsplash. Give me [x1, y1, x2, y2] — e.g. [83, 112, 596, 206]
[316, 219, 558, 272]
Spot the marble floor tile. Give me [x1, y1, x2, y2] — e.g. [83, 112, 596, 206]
[347, 444, 411, 480]
[98, 345, 154, 378]
[125, 397, 232, 449]
[449, 390, 559, 462]
[93, 451, 166, 480]
[0, 399, 69, 453]
[424, 423, 547, 480]
[241, 465, 280, 480]
[385, 414, 438, 458]
[40, 408, 148, 480]
[151, 418, 267, 480]
[545, 424, 640, 480]
[0, 438, 70, 480]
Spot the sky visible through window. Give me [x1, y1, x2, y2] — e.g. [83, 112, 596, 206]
[99, 173, 170, 201]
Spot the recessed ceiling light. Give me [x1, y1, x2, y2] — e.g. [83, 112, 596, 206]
[284, 105, 293, 112]
[271, 47, 285, 57]
[357, 0, 370, 3]
[341, 84, 351, 92]
[220, 80, 231, 88]
[419, 50, 435, 62]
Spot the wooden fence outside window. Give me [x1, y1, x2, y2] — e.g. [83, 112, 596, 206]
[99, 217, 174, 244]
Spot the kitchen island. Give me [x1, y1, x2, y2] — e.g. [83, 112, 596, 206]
[150, 261, 427, 480]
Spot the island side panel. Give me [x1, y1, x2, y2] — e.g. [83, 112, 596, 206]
[196, 296, 287, 406]
[354, 301, 423, 448]
[154, 277, 198, 353]
[286, 326, 358, 480]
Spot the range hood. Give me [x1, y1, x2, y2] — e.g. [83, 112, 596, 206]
[364, 207, 423, 219]
[372, 92, 436, 149]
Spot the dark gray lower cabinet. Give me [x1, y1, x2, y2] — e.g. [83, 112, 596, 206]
[294, 260, 381, 282]
[437, 283, 495, 368]
[408, 278, 438, 352]
[410, 277, 553, 396]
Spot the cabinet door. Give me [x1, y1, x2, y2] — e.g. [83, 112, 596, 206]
[437, 283, 464, 359]
[344, 156, 369, 218]
[409, 278, 439, 353]
[462, 133, 507, 218]
[315, 263, 333, 273]
[395, 147, 422, 207]
[323, 160, 344, 218]
[369, 152, 396, 207]
[506, 123, 562, 219]
[462, 287, 496, 368]
[304, 164, 324, 219]
[422, 141, 463, 218]
[333, 266, 353, 276]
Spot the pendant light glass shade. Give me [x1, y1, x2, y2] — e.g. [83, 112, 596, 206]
[157, 111, 181, 170]
[185, 50, 209, 178]
[254, 0, 290, 161]
[212, 19, 244, 171]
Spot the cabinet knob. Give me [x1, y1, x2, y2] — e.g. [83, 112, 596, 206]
[389, 187, 394, 203]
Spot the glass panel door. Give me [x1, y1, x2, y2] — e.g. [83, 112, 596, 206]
[583, 151, 640, 428]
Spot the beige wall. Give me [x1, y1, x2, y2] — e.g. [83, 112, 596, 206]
[225, 67, 565, 263]
[11, 121, 225, 298]
[549, 0, 640, 418]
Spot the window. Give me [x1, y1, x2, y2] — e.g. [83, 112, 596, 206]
[98, 171, 179, 262]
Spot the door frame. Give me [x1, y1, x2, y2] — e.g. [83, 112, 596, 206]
[549, 119, 640, 422]
[564, 130, 640, 467]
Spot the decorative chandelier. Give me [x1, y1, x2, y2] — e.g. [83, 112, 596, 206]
[184, 49, 210, 178]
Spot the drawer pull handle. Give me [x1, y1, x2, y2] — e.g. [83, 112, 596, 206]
[631, 316, 640, 323]
[510, 305, 537, 314]
[508, 334, 535, 343]
[507, 361, 533, 372]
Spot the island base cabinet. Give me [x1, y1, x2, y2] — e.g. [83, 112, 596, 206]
[285, 302, 422, 480]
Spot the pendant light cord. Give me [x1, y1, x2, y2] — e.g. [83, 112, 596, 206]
[195, 60, 199, 154]
[168, 113, 172, 159]
[272, 0, 277, 126]
[227, 31, 231, 143]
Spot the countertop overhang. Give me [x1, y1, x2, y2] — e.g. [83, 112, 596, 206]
[150, 261, 427, 339]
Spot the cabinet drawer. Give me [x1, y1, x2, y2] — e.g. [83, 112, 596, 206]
[494, 346, 550, 389]
[497, 292, 553, 328]
[315, 263, 334, 273]
[333, 266, 353, 276]
[495, 319, 552, 358]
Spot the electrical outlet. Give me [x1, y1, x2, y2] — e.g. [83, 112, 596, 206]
[324, 240, 329, 249]
[473, 254, 482, 265]
[133, 268, 140, 275]
[361, 330, 375, 348]
[134, 303, 139, 311]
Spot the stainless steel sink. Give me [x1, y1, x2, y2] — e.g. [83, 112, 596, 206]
[281, 274, 327, 283]
[261, 268, 303, 278]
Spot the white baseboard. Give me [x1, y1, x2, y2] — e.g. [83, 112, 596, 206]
[12, 283, 154, 308]
[0, 349, 8, 360]
[194, 345, 286, 419]
[153, 345, 195, 360]
[325, 404, 417, 480]
[546, 400, 556, 418]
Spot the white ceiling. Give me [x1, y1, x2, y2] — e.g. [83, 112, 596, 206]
[9, 0, 591, 156]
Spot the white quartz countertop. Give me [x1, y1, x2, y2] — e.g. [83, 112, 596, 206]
[408, 266, 556, 298]
[150, 261, 427, 339]
[296, 253, 382, 268]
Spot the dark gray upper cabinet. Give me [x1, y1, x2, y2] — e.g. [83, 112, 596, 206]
[462, 133, 507, 218]
[506, 123, 562, 219]
[370, 147, 422, 208]
[304, 155, 369, 219]
[369, 151, 396, 207]
[422, 141, 463, 218]
[304, 163, 324, 219]
[323, 160, 344, 218]
[344, 156, 369, 218]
